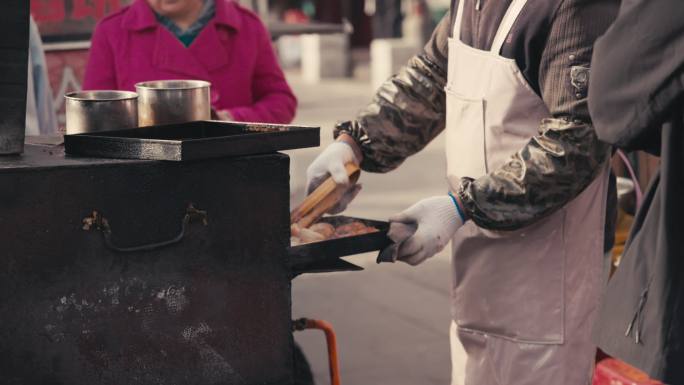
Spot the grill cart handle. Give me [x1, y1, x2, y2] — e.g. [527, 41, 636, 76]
[81, 203, 208, 253]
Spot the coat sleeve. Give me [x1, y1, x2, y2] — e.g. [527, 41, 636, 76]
[333, 12, 451, 173]
[83, 22, 118, 91]
[588, 0, 684, 154]
[227, 20, 297, 124]
[455, 0, 618, 230]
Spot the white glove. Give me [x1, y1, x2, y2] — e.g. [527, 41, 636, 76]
[306, 141, 362, 214]
[388, 196, 465, 266]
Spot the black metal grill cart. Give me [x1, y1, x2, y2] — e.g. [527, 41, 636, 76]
[0, 145, 296, 385]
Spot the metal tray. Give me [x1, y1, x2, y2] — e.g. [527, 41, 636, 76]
[64, 120, 320, 161]
[288, 216, 391, 275]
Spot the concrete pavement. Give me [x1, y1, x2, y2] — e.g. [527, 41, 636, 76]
[284, 68, 453, 385]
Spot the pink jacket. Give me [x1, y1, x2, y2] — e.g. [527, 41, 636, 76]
[83, 0, 297, 124]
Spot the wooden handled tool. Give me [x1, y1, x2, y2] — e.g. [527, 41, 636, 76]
[291, 163, 360, 228]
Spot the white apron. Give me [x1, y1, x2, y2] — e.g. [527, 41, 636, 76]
[445, 1, 610, 384]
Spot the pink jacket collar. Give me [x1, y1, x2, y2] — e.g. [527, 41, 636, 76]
[122, 0, 242, 31]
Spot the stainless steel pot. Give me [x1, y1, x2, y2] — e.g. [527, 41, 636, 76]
[135, 80, 211, 127]
[65, 91, 139, 135]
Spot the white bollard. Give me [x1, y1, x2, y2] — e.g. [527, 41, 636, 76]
[300, 33, 351, 83]
[276, 35, 302, 69]
[370, 38, 421, 91]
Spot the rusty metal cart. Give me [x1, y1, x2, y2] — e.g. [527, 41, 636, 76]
[0, 121, 388, 385]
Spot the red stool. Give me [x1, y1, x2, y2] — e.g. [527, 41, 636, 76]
[593, 358, 664, 385]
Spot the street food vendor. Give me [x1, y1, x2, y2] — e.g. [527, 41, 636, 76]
[306, 0, 618, 383]
[83, 0, 297, 124]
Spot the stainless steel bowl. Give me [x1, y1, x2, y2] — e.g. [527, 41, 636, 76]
[617, 176, 637, 215]
[135, 80, 211, 127]
[65, 91, 139, 135]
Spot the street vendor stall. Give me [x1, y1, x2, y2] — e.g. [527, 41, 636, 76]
[1, 3, 386, 384]
[2, 124, 392, 385]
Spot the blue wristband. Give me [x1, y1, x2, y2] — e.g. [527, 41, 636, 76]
[448, 192, 467, 222]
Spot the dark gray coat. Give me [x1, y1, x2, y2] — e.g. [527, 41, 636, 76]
[588, 0, 684, 382]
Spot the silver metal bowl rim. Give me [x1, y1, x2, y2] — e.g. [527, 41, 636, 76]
[135, 80, 211, 91]
[65, 90, 139, 102]
[616, 176, 636, 195]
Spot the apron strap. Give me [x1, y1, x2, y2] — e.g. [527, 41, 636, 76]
[452, 0, 466, 42]
[490, 0, 528, 54]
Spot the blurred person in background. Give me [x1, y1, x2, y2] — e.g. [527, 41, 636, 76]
[84, 0, 297, 124]
[365, 0, 403, 38]
[401, 0, 435, 46]
[26, 15, 58, 135]
[366, 0, 434, 44]
[589, 0, 684, 382]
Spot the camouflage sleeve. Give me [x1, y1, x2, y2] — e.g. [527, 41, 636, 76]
[455, 0, 618, 230]
[333, 13, 451, 173]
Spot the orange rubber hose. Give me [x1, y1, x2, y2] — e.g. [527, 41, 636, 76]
[293, 318, 341, 385]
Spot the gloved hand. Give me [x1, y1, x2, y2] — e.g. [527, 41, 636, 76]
[306, 141, 362, 214]
[388, 195, 465, 266]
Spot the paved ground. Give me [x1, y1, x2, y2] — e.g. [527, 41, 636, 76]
[283, 67, 454, 385]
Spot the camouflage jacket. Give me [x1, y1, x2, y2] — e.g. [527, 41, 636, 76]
[335, 0, 618, 232]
